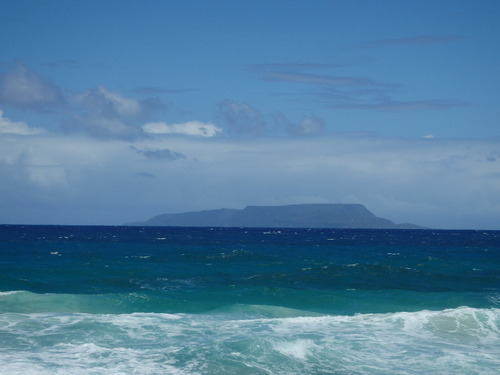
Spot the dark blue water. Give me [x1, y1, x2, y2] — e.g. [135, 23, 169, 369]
[1, 225, 499, 374]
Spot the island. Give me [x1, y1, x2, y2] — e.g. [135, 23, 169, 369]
[127, 203, 421, 229]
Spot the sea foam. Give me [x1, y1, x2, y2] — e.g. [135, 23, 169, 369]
[1, 307, 499, 374]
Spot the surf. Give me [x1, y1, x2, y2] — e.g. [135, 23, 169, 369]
[0, 307, 499, 374]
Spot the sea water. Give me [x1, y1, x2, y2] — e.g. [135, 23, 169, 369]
[0, 225, 499, 374]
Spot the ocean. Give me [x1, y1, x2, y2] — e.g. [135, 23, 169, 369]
[0, 225, 499, 374]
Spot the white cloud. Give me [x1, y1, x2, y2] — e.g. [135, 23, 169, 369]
[76, 86, 142, 117]
[65, 86, 150, 140]
[142, 121, 223, 137]
[0, 110, 44, 135]
[287, 116, 325, 136]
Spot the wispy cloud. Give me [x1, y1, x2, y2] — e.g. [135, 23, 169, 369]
[359, 35, 463, 48]
[288, 116, 325, 136]
[0, 64, 64, 112]
[273, 112, 325, 136]
[64, 86, 163, 140]
[131, 146, 186, 161]
[248, 58, 464, 112]
[217, 99, 328, 137]
[78, 86, 143, 117]
[247, 63, 344, 72]
[217, 100, 267, 136]
[42, 59, 78, 69]
[248, 61, 389, 89]
[132, 87, 197, 95]
[254, 71, 387, 88]
[327, 97, 467, 112]
[142, 121, 223, 137]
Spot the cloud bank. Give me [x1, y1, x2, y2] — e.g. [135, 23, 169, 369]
[1, 128, 499, 229]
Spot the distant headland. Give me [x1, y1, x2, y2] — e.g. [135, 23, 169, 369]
[127, 203, 422, 229]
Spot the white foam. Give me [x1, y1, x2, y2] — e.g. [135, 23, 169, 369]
[0, 343, 199, 375]
[0, 290, 24, 295]
[273, 339, 316, 359]
[1, 308, 499, 374]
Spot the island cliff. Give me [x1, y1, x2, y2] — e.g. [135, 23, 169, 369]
[128, 203, 421, 229]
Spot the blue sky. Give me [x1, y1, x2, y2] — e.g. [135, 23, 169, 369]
[1, 0, 500, 229]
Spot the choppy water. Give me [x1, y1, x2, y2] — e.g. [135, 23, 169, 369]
[1, 225, 499, 374]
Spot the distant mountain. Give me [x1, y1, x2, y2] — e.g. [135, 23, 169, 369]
[127, 204, 422, 229]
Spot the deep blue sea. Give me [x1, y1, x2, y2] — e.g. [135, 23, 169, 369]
[0, 225, 499, 374]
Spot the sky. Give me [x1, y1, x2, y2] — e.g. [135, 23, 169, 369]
[1, 0, 500, 229]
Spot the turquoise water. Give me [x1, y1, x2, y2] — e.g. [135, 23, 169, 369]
[1, 225, 499, 374]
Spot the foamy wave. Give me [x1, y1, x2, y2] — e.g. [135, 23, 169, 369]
[269, 307, 500, 344]
[0, 342, 199, 375]
[273, 338, 317, 359]
[0, 290, 24, 295]
[0, 307, 499, 374]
